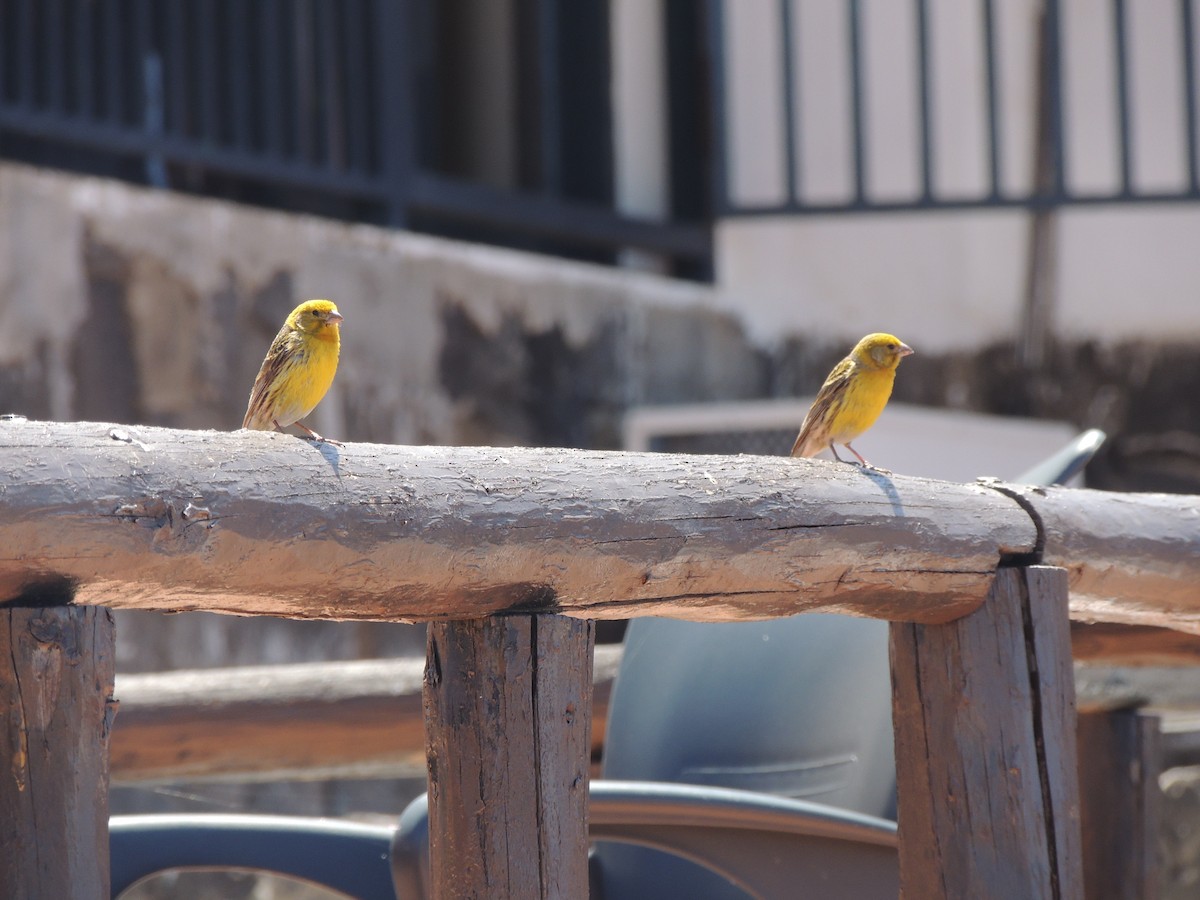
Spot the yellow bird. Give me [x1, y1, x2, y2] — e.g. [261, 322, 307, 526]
[243, 299, 344, 445]
[790, 332, 913, 468]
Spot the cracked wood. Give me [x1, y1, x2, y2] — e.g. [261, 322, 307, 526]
[0, 605, 117, 900]
[0, 420, 1036, 624]
[423, 615, 593, 899]
[890, 567, 1083, 900]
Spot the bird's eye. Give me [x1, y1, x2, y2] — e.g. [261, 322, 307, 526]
[887, 343, 895, 350]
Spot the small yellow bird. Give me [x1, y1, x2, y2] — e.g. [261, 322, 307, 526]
[243, 299, 344, 444]
[790, 332, 913, 468]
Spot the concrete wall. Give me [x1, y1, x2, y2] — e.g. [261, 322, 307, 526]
[0, 161, 767, 675]
[0, 162, 765, 451]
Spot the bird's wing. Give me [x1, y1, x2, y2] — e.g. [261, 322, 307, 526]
[242, 327, 297, 429]
[789, 357, 855, 457]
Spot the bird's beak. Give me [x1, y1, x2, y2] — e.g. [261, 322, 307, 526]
[898, 342, 914, 357]
[327, 311, 345, 326]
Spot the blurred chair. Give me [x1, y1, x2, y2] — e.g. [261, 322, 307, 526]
[109, 814, 397, 899]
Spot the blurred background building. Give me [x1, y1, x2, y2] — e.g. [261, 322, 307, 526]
[2, 1, 1200, 894]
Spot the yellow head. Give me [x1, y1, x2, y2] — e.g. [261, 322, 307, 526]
[851, 333, 913, 371]
[286, 299, 343, 341]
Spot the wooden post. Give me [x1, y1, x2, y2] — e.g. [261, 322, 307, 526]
[423, 614, 594, 899]
[890, 566, 1083, 900]
[1076, 709, 1161, 900]
[0, 606, 117, 899]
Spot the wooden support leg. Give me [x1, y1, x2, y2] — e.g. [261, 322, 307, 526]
[0, 606, 117, 900]
[890, 566, 1083, 900]
[1077, 709, 1161, 900]
[423, 614, 594, 900]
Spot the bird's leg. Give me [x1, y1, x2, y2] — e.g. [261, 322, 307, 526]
[294, 420, 345, 447]
[829, 443, 846, 463]
[846, 442, 890, 474]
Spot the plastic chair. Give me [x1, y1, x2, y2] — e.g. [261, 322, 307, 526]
[389, 781, 898, 900]
[109, 814, 397, 899]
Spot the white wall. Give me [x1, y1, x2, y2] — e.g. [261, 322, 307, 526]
[712, 0, 1200, 350]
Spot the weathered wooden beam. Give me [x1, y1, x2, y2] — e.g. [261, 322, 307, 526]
[0, 420, 1037, 625]
[109, 646, 621, 784]
[424, 614, 593, 899]
[1077, 709, 1161, 900]
[103, 627, 1197, 786]
[1021, 484, 1200, 633]
[1070, 622, 1200, 665]
[0, 605, 117, 900]
[1161, 713, 1200, 769]
[890, 566, 1083, 900]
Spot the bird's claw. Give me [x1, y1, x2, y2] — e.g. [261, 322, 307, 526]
[305, 435, 344, 448]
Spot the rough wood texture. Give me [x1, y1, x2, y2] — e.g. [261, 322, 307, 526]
[890, 566, 1083, 900]
[109, 646, 621, 784]
[1016, 483, 1200, 632]
[1077, 710, 1161, 900]
[424, 615, 593, 900]
[1070, 622, 1200, 665]
[0, 420, 1036, 625]
[0, 606, 117, 900]
[105, 626, 1200, 786]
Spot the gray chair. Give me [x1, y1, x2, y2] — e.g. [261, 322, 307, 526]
[110, 814, 397, 899]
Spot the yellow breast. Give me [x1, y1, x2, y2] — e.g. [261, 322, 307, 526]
[827, 366, 896, 444]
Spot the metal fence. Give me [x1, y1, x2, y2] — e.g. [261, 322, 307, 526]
[5, 1, 1198, 272]
[0, 0, 710, 270]
[713, 0, 1200, 216]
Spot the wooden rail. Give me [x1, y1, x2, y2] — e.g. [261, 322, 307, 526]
[2, 419, 1199, 899]
[108, 632, 1200, 785]
[110, 649, 622, 784]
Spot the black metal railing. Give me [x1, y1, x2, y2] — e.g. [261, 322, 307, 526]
[0, 0, 711, 272]
[712, 0, 1200, 216]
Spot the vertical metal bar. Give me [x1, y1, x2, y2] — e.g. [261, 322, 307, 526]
[74, 0, 95, 118]
[779, 0, 800, 204]
[982, 0, 1003, 199]
[1181, 0, 1199, 192]
[343, 0, 372, 175]
[848, 0, 867, 204]
[1044, 0, 1067, 197]
[705, 0, 731, 216]
[104, 0, 124, 122]
[317, 0, 344, 168]
[915, 0, 934, 201]
[1112, 0, 1133, 195]
[0, 0, 8, 104]
[165, 0, 189, 136]
[260, 0, 285, 156]
[197, 0, 219, 143]
[537, 0, 562, 195]
[17, 0, 37, 107]
[294, 0, 315, 163]
[229, 0, 252, 151]
[45, 0, 64, 112]
[374, 0, 414, 226]
[137, 0, 167, 186]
